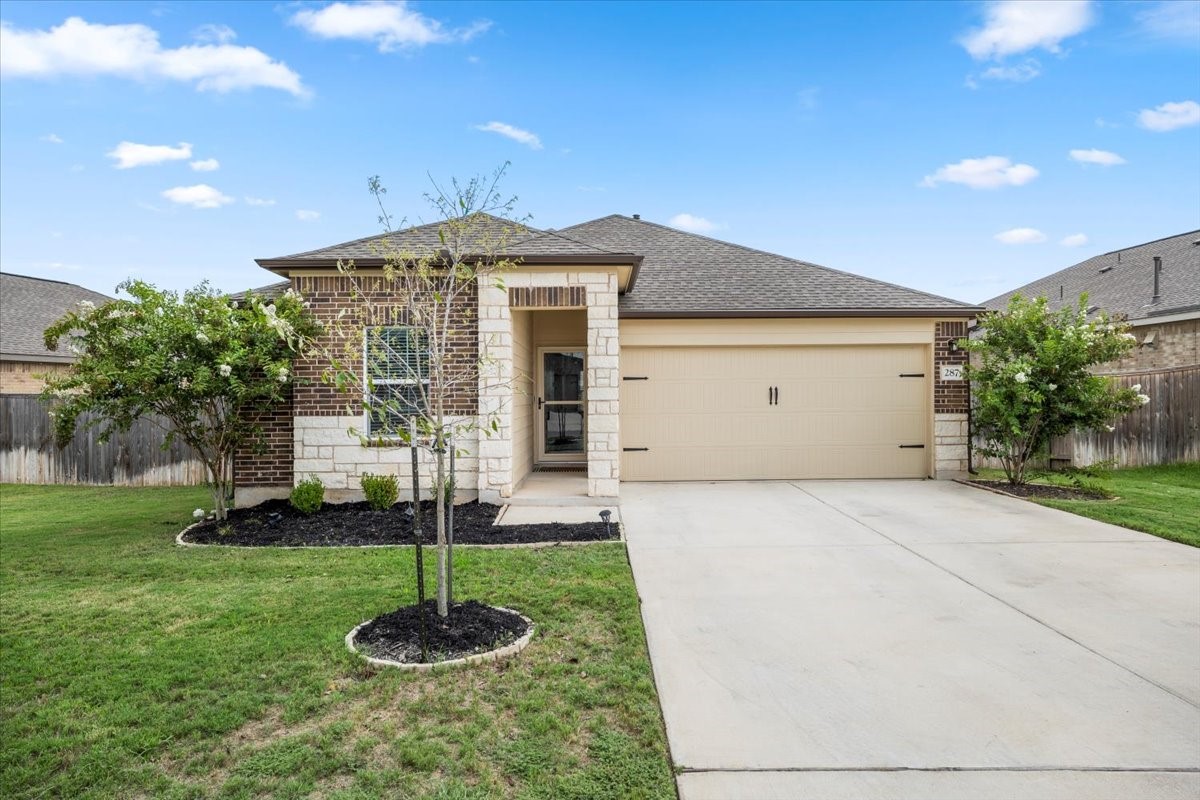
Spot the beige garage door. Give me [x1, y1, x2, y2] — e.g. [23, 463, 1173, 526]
[620, 345, 930, 481]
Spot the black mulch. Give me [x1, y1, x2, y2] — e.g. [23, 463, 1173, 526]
[181, 499, 616, 547]
[967, 480, 1109, 501]
[354, 600, 531, 664]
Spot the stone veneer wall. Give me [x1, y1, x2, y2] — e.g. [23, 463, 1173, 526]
[933, 320, 969, 478]
[478, 270, 620, 503]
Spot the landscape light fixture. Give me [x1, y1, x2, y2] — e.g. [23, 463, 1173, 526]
[599, 509, 612, 537]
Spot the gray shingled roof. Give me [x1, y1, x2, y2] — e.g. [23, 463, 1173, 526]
[0, 273, 113, 362]
[981, 231, 1200, 322]
[559, 215, 977, 314]
[268, 214, 631, 261]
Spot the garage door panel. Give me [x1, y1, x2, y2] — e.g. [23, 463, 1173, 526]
[621, 345, 929, 481]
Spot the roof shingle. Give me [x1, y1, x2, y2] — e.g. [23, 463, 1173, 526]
[981, 231, 1200, 321]
[0, 273, 113, 361]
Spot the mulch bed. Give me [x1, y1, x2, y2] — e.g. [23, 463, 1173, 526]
[967, 480, 1109, 501]
[181, 499, 616, 547]
[353, 600, 531, 664]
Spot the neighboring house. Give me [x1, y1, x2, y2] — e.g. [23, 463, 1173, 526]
[233, 214, 980, 507]
[982, 231, 1200, 371]
[980, 231, 1200, 467]
[0, 273, 112, 395]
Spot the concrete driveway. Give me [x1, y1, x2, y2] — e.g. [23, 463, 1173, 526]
[621, 480, 1200, 800]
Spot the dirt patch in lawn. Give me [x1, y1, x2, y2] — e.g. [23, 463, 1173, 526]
[354, 600, 531, 665]
[967, 480, 1110, 501]
[181, 499, 616, 547]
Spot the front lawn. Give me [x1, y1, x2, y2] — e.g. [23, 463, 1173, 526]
[0, 485, 673, 799]
[975, 463, 1200, 547]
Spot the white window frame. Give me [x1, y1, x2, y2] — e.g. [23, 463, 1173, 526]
[363, 325, 429, 438]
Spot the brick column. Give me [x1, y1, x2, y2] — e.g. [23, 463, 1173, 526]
[934, 320, 970, 478]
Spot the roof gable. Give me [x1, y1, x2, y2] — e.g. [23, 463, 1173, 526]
[981, 231, 1200, 321]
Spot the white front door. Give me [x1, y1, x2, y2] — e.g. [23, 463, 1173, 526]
[537, 348, 586, 462]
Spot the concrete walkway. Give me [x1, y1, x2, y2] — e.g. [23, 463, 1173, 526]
[621, 480, 1200, 800]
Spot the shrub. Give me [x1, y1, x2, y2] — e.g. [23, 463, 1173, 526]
[290, 475, 325, 515]
[361, 472, 399, 511]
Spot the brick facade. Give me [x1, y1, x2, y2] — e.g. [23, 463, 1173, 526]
[0, 360, 70, 395]
[1103, 318, 1199, 373]
[933, 320, 970, 478]
[290, 275, 479, 417]
[933, 320, 969, 414]
[233, 386, 294, 488]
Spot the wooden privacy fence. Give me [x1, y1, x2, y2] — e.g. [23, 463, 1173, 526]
[0, 395, 207, 486]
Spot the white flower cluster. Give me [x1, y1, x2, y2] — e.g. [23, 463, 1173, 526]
[218, 364, 233, 377]
[262, 303, 295, 340]
[78, 300, 95, 311]
[1014, 372, 1028, 384]
[195, 331, 210, 344]
[276, 367, 289, 383]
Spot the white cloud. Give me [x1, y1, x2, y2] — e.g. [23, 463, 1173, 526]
[290, 1, 490, 52]
[474, 121, 542, 150]
[1136, 2, 1200, 43]
[1069, 148, 1125, 166]
[981, 58, 1041, 82]
[108, 141, 192, 169]
[40, 132, 63, 143]
[296, 209, 320, 221]
[1138, 100, 1200, 132]
[920, 156, 1039, 189]
[995, 227, 1047, 244]
[0, 17, 308, 97]
[245, 196, 276, 206]
[1060, 233, 1089, 247]
[162, 184, 233, 209]
[189, 158, 219, 171]
[960, 1, 1094, 60]
[192, 24, 236, 45]
[669, 213, 724, 233]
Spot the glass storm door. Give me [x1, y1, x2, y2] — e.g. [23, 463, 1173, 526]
[538, 350, 585, 461]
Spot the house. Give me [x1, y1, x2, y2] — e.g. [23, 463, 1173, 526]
[233, 214, 980, 507]
[0, 273, 112, 395]
[980, 230, 1200, 467]
[981, 231, 1200, 372]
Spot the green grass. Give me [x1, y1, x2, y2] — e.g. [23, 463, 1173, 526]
[976, 463, 1200, 547]
[0, 485, 674, 799]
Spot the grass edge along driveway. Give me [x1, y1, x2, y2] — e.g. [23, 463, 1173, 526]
[0, 484, 674, 800]
[976, 463, 1199, 548]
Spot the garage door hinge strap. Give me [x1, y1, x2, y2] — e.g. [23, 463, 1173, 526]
[898, 373, 925, 378]
[898, 444, 926, 448]
[622, 376, 649, 381]
[623, 447, 649, 452]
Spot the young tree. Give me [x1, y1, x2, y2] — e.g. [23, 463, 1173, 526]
[42, 281, 319, 519]
[324, 164, 527, 619]
[963, 294, 1148, 485]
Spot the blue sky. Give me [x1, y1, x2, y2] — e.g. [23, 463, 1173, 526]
[1, 0, 1198, 304]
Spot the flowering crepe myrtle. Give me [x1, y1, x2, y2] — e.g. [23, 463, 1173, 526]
[962, 294, 1145, 486]
[41, 280, 320, 520]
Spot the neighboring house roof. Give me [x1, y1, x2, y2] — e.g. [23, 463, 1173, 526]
[0, 273, 113, 363]
[560, 215, 977, 317]
[254, 212, 978, 318]
[981, 230, 1200, 323]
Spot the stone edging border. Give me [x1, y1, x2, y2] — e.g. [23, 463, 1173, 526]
[344, 607, 535, 672]
[175, 522, 624, 550]
[955, 478, 1119, 503]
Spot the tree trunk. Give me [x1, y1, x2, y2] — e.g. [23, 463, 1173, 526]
[410, 442, 428, 661]
[446, 434, 454, 607]
[434, 440, 449, 618]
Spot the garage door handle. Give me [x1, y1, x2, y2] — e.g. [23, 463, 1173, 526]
[898, 444, 926, 449]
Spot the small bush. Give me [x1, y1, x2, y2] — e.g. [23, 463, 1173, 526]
[290, 475, 324, 515]
[361, 472, 399, 511]
[441, 474, 456, 508]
